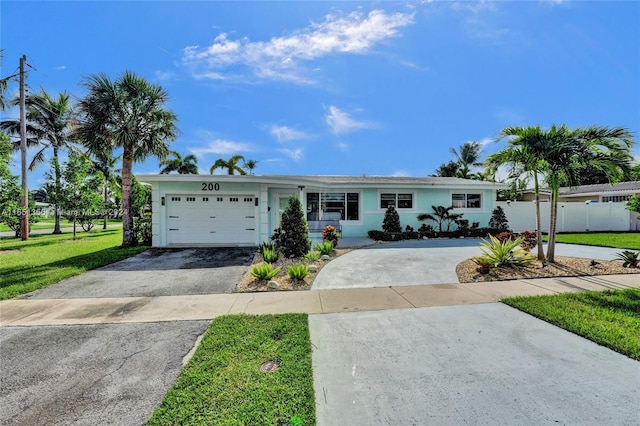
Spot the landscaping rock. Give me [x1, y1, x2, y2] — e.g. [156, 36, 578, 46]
[268, 281, 280, 290]
[308, 265, 318, 273]
[321, 255, 331, 261]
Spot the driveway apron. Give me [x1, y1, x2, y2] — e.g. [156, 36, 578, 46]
[312, 240, 627, 290]
[22, 247, 255, 299]
[1, 247, 252, 426]
[310, 304, 640, 425]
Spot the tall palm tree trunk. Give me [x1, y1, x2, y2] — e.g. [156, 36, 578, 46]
[547, 184, 560, 263]
[52, 146, 62, 234]
[533, 174, 544, 262]
[121, 148, 136, 247]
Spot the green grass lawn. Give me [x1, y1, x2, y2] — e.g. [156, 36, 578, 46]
[0, 228, 146, 299]
[503, 288, 640, 361]
[545, 232, 640, 250]
[0, 218, 122, 233]
[148, 314, 316, 426]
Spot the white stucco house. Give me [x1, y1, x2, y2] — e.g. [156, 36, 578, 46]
[138, 174, 506, 247]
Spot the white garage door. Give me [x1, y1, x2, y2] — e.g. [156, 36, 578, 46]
[166, 194, 256, 245]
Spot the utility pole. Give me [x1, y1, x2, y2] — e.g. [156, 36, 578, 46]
[19, 55, 28, 241]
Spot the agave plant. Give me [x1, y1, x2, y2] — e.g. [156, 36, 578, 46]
[614, 250, 640, 268]
[261, 247, 280, 264]
[287, 263, 310, 280]
[474, 234, 535, 268]
[314, 240, 334, 256]
[251, 263, 281, 280]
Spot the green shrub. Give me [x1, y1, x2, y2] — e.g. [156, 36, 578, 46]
[473, 234, 535, 269]
[615, 250, 640, 268]
[382, 205, 402, 233]
[251, 263, 281, 280]
[418, 223, 435, 238]
[272, 197, 311, 258]
[472, 257, 494, 274]
[133, 213, 152, 245]
[262, 247, 280, 263]
[489, 206, 510, 231]
[287, 263, 310, 280]
[257, 241, 277, 256]
[314, 240, 334, 256]
[302, 251, 321, 262]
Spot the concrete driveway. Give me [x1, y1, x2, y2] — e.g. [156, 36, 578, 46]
[0, 321, 209, 426]
[312, 240, 624, 290]
[310, 304, 640, 425]
[1, 247, 252, 426]
[22, 247, 255, 299]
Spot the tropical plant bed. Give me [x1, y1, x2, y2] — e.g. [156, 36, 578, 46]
[236, 248, 352, 292]
[456, 256, 639, 283]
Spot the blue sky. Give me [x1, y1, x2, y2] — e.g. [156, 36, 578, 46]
[1, 1, 639, 186]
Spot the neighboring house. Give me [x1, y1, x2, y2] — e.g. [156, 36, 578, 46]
[139, 174, 505, 247]
[519, 181, 640, 203]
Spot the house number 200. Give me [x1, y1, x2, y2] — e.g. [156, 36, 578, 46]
[201, 183, 220, 191]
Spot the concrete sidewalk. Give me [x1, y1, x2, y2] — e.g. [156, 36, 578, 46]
[2, 274, 638, 326]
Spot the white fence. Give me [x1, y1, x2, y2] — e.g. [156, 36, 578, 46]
[496, 201, 638, 232]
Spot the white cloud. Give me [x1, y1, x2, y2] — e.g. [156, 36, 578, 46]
[280, 148, 303, 161]
[54, 65, 66, 70]
[451, 1, 496, 14]
[154, 70, 174, 81]
[325, 105, 371, 135]
[189, 138, 252, 157]
[390, 170, 410, 177]
[477, 137, 494, 147]
[336, 142, 349, 152]
[182, 9, 414, 84]
[269, 125, 309, 143]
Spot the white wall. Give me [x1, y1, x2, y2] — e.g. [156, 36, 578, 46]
[497, 201, 634, 232]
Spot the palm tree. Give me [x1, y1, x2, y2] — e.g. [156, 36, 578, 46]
[417, 205, 463, 233]
[544, 125, 634, 261]
[432, 160, 459, 177]
[159, 150, 198, 174]
[488, 125, 635, 263]
[210, 155, 247, 175]
[76, 71, 178, 247]
[451, 141, 483, 178]
[486, 126, 550, 262]
[0, 89, 77, 234]
[244, 159, 258, 175]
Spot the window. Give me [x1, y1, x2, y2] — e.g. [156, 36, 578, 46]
[380, 193, 413, 209]
[306, 192, 359, 221]
[452, 193, 482, 209]
[602, 195, 631, 202]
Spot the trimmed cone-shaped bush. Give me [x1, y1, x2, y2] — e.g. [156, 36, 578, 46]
[489, 206, 510, 231]
[382, 205, 402, 233]
[276, 196, 311, 258]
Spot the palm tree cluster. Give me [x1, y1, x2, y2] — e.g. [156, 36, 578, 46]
[209, 155, 259, 175]
[486, 124, 634, 263]
[434, 141, 487, 180]
[159, 150, 198, 174]
[1, 70, 178, 247]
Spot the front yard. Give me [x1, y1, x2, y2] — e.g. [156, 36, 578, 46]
[147, 314, 315, 426]
[0, 229, 147, 299]
[504, 288, 640, 361]
[547, 232, 640, 250]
